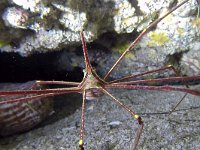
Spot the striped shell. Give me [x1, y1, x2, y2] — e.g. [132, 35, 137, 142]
[0, 81, 54, 136]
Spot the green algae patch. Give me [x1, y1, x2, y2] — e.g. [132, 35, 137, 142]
[113, 42, 134, 59]
[148, 31, 169, 46]
[0, 41, 9, 48]
[114, 42, 129, 54]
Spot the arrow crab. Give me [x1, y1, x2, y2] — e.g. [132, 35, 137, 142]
[0, 0, 200, 149]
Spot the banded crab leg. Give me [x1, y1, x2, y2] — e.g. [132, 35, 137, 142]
[0, 89, 81, 105]
[110, 75, 200, 113]
[0, 86, 82, 105]
[79, 89, 86, 150]
[103, 0, 189, 81]
[109, 65, 179, 84]
[0, 87, 81, 96]
[101, 87, 144, 150]
[105, 83, 200, 117]
[105, 84, 200, 96]
[111, 76, 200, 86]
[35, 80, 80, 86]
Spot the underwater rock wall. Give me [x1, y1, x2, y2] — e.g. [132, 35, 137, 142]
[0, 0, 199, 77]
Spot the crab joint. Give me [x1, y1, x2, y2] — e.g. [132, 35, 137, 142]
[133, 114, 139, 119]
[79, 140, 84, 150]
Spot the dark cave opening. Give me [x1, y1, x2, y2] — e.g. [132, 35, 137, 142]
[0, 50, 84, 83]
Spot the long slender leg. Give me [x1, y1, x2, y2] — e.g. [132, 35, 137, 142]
[101, 88, 144, 150]
[105, 84, 200, 96]
[36, 80, 80, 86]
[0, 87, 81, 96]
[111, 76, 200, 86]
[105, 84, 200, 119]
[80, 31, 92, 73]
[79, 89, 86, 150]
[109, 66, 198, 114]
[109, 65, 179, 83]
[103, 0, 189, 80]
[0, 89, 81, 105]
[168, 93, 188, 115]
[111, 76, 199, 114]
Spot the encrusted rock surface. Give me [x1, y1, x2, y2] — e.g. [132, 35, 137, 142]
[0, 0, 199, 76]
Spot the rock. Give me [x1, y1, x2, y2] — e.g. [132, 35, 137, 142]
[0, 0, 199, 75]
[0, 86, 199, 149]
